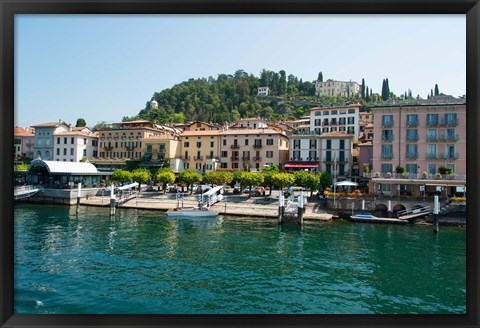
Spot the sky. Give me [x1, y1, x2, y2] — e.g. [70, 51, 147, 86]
[15, 14, 466, 128]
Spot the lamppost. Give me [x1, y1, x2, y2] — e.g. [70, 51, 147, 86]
[333, 158, 337, 209]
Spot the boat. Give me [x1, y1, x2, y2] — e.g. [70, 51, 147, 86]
[350, 213, 408, 225]
[166, 206, 219, 218]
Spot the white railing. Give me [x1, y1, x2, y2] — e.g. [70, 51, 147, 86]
[364, 172, 466, 180]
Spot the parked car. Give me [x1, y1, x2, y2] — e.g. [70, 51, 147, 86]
[254, 186, 266, 196]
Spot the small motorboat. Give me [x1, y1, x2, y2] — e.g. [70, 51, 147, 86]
[350, 213, 408, 225]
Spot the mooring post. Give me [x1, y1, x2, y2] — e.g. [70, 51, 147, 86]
[278, 191, 284, 224]
[297, 191, 304, 225]
[361, 199, 365, 213]
[433, 195, 439, 233]
[76, 183, 81, 214]
[110, 183, 116, 216]
[388, 200, 392, 217]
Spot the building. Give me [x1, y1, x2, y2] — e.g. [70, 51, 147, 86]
[93, 120, 180, 171]
[284, 132, 320, 172]
[358, 142, 373, 177]
[232, 117, 268, 129]
[314, 79, 361, 97]
[53, 127, 98, 162]
[309, 104, 361, 141]
[257, 87, 270, 96]
[142, 134, 181, 170]
[369, 101, 466, 196]
[218, 129, 289, 170]
[14, 127, 35, 161]
[31, 121, 71, 160]
[318, 132, 354, 180]
[177, 130, 221, 173]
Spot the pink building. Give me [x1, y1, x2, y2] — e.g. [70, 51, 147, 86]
[14, 127, 35, 160]
[369, 101, 466, 196]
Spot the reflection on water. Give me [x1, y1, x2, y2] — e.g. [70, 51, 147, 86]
[14, 204, 466, 314]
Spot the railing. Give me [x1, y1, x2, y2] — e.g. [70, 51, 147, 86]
[252, 156, 262, 161]
[230, 145, 240, 149]
[253, 144, 263, 148]
[406, 120, 418, 126]
[426, 120, 439, 126]
[406, 135, 419, 141]
[441, 118, 459, 126]
[230, 156, 239, 161]
[381, 153, 393, 159]
[382, 135, 394, 141]
[396, 206, 431, 219]
[194, 156, 203, 160]
[365, 172, 466, 180]
[242, 156, 250, 160]
[406, 152, 418, 159]
[382, 121, 394, 127]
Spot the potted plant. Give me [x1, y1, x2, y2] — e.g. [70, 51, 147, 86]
[449, 172, 457, 179]
[422, 171, 428, 179]
[386, 172, 392, 178]
[375, 171, 380, 178]
[435, 172, 442, 179]
[402, 171, 409, 178]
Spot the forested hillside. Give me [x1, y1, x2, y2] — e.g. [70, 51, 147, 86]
[127, 69, 382, 125]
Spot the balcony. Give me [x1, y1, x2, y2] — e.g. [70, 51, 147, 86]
[194, 156, 203, 161]
[406, 152, 418, 159]
[182, 156, 190, 160]
[230, 156, 239, 161]
[443, 152, 459, 160]
[104, 146, 113, 151]
[381, 153, 393, 159]
[252, 156, 262, 161]
[441, 118, 459, 126]
[382, 135, 394, 142]
[206, 156, 219, 160]
[253, 144, 263, 149]
[406, 135, 419, 141]
[426, 153, 440, 160]
[242, 156, 250, 161]
[426, 136, 438, 141]
[426, 120, 439, 127]
[437, 134, 459, 142]
[230, 144, 240, 149]
[406, 120, 418, 127]
[382, 121, 394, 127]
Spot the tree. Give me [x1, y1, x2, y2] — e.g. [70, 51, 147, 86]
[317, 72, 323, 82]
[319, 172, 333, 190]
[381, 78, 390, 101]
[156, 168, 175, 193]
[75, 118, 86, 127]
[203, 171, 234, 186]
[270, 173, 295, 191]
[262, 165, 279, 195]
[365, 86, 370, 101]
[178, 169, 203, 194]
[92, 121, 109, 131]
[131, 168, 151, 186]
[111, 170, 132, 185]
[361, 78, 365, 99]
[434, 84, 439, 96]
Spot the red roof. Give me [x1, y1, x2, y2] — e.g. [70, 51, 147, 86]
[284, 162, 319, 169]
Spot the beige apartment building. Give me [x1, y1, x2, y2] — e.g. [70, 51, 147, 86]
[369, 101, 466, 196]
[93, 120, 180, 171]
[178, 130, 222, 173]
[218, 129, 289, 170]
[314, 79, 361, 97]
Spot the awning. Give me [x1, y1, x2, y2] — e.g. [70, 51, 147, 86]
[284, 162, 319, 169]
[335, 181, 358, 187]
[425, 183, 466, 187]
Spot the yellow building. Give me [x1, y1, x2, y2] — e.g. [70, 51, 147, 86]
[178, 130, 222, 173]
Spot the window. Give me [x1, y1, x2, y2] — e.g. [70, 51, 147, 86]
[220, 163, 228, 169]
[427, 144, 437, 158]
[308, 151, 317, 160]
[339, 117, 346, 125]
[223, 139, 226, 146]
[84, 138, 87, 145]
[323, 111, 329, 115]
[445, 113, 457, 125]
[266, 139, 274, 145]
[210, 141, 214, 148]
[427, 129, 437, 141]
[196, 163, 202, 170]
[331, 110, 338, 115]
[83, 149, 86, 156]
[382, 115, 393, 126]
[445, 144, 456, 158]
[266, 151, 273, 158]
[56, 149, 60, 155]
[70, 148, 74, 155]
[382, 130, 393, 141]
[71, 137, 74, 144]
[406, 144, 418, 158]
[381, 144, 393, 159]
[63, 148, 67, 155]
[245, 139, 249, 146]
[314, 119, 321, 126]
[347, 117, 355, 124]
[446, 129, 456, 140]
[406, 164, 417, 174]
[183, 163, 189, 169]
[184, 142, 189, 147]
[427, 113, 439, 125]
[64, 137, 67, 144]
[406, 114, 418, 126]
[339, 110, 346, 114]
[146, 145, 153, 152]
[221, 151, 228, 158]
[57, 138, 60, 144]
[339, 140, 345, 150]
[348, 109, 355, 114]
[381, 163, 393, 174]
[406, 129, 418, 141]
[315, 111, 321, 116]
[428, 164, 436, 175]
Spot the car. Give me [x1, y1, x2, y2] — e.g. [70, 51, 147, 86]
[254, 186, 266, 196]
[243, 186, 253, 194]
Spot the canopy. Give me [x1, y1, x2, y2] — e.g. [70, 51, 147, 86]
[335, 181, 358, 187]
[284, 162, 319, 169]
[116, 182, 139, 190]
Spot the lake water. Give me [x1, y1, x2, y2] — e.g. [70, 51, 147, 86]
[14, 203, 466, 314]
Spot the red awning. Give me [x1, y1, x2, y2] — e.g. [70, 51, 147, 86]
[284, 162, 319, 169]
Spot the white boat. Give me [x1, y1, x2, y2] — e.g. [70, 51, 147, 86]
[166, 206, 219, 218]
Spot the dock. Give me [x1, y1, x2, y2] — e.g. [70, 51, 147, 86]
[350, 215, 408, 225]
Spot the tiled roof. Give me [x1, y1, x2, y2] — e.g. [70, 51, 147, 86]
[14, 127, 34, 137]
[320, 131, 354, 138]
[54, 131, 97, 137]
[31, 122, 63, 128]
[180, 130, 223, 136]
[309, 103, 361, 111]
[219, 128, 283, 136]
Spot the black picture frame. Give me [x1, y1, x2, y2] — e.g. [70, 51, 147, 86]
[1, 0, 479, 327]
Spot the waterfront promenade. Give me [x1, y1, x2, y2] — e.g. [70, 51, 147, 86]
[80, 192, 334, 221]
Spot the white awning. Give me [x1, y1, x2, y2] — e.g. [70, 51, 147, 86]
[335, 181, 358, 187]
[117, 182, 139, 190]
